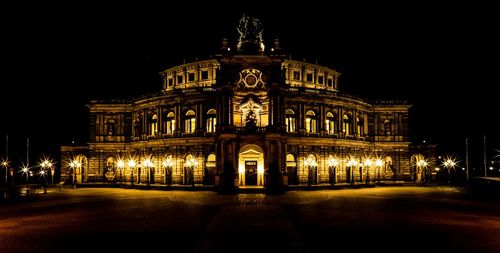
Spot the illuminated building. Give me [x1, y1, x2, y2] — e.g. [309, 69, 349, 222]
[61, 16, 416, 191]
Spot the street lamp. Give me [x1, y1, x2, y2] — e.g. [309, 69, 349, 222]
[416, 159, 428, 184]
[347, 159, 358, 184]
[162, 158, 174, 186]
[375, 159, 383, 183]
[1, 159, 8, 186]
[328, 157, 339, 185]
[304, 156, 317, 186]
[143, 158, 154, 189]
[117, 159, 125, 184]
[128, 159, 136, 185]
[21, 164, 30, 194]
[69, 160, 80, 189]
[364, 158, 372, 184]
[443, 158, 456, 184]
[185, 157, 198, 187]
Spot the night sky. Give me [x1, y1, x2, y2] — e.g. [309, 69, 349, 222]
[1, 3, 498, 168]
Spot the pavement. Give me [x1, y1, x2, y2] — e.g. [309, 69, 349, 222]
[1, 186, 499, 253]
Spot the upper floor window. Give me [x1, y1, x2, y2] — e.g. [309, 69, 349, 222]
[318, 76, 324, 85]
[201, 70, 209, 80]
[357, 116, 364, 136]
[325, 112, 335, 134]
[285, 109, 296, 133]
[206, 109, 216, 133]
[165, 112, 175, 134]
[188, 72, 195, 82]
[343, 114, 352, 136]
[305, 110, 317, 133]
[150, 114, 158, 135]
[177, 75, 184, 84]
[327, 78, 333, 87]
[306, 73, 313, 82]
[167, 78, 174, 87]
[293, 71, 300, 80]
[384, 119, 392, 136]
[185, 110, 196, 134]
[106, 120, 115, 136]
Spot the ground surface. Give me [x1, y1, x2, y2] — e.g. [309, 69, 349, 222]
[1, 186, 499, 253]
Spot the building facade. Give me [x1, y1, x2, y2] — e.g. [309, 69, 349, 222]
[61, 17, 419, 191]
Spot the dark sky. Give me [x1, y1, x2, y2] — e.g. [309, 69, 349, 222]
[1, 3, 498, 167]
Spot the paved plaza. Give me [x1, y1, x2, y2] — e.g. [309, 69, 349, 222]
[1, 187, 499, 253]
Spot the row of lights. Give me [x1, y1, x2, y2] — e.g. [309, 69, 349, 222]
[304, 157, 386, 168]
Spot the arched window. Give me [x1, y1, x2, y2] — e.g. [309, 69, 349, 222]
[206, 109, 216, 133]
[325, 112, 335, 134]
[285, 109, 296, 132]
[357, 116, 364, 136]
[150, 114, 158, 135]
[343, 114, 351, 135]
[384, 119, 392, 136]
[185, 110, 196, 134]
[106, 120, 115, 136]
[286, 154, 296, 167]
[305, 110, 317, 133]
[165, 112, 175, 134]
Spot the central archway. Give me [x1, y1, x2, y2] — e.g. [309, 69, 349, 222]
[238, 144, 265, 187]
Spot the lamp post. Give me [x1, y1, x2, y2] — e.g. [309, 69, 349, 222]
[1, 160, 8, 186]
[364, 159, 372, 184]
[21, 164, 30, 194]
[185, 158, 198, 187]
[347, 159, 357, 185]
[417, 159, 428, 184]
[69, 160, 80, 189]
[40, 159, 52, 192]
[117, 159, 125, 184]
[304, 157, 317, 186]
[375, 159, 383, 183]
[144, 158, 154, 189]
[328, 157, 339, 186]
[128, 159, 136, 186]
[443, 158, 456, 184]
[162, 158, 174, 186]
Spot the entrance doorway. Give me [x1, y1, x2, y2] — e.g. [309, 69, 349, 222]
[238, 144, 264, 187]
[245, 161, 258, 185]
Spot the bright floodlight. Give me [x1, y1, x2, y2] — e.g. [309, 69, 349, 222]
[375, 159, 384, 167]
[117, 159, 125, 168]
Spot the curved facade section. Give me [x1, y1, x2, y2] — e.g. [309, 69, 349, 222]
[61, 20, 414, 192]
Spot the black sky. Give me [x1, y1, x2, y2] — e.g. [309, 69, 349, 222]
[1, 3, 498, 166]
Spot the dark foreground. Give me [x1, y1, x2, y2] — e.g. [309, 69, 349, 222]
[1, 187, 499, 253]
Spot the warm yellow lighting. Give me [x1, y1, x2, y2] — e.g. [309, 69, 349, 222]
[117, 159, 125, 169]
[417, 159, 428, 167]
[328, 157, 339, 167]
[304, 157, 317, 167]
[1, 161, 8, 166]
[347, 159, 358, 167]
[128, 159, 136, 168]
[443, 159, 456, 168]
[144, 159, 154, 167]
[364, 159, 372, 167]
[162, 158, 174, 167]
[435, 167, 440, 171]
[375, 159, 384, 167]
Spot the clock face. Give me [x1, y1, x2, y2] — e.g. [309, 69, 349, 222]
[237, 68, 265, 89]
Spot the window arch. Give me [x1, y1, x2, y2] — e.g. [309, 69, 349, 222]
[325, 112, 335, 134]
[206, 109, 216, 133]
[384, 119, 392, 136]
[106, 119, 115, 136]
[185, 110, 196, 134]
[150, 114, 158, 135]
[305, 110, 317, 133]
[285, 109, 296, 132]
[286, 154, 296, 167]
[357, 115, 364, 136]
[343, 114, 352, 136]
[165, 112, 175, 134]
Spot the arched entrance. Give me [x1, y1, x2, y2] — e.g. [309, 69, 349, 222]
[238, 144, 264, 187]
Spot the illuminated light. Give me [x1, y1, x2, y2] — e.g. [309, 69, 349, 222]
[162, 158, 174, 167]
[117, 160, 125, 169]
[489, 167, 494, 170]
[347, 159, 358, 167]
[375, 159, 384, 167]
[257, 165, 264, 174]
[238, 166, 245, 174]
[128, 159, 136, 168]
[144, 159, 154, 167]
[40, 170, 46, 176]
[271, 48, 274, 52]
[328, 158, 339, 167]
[417, 159, 428, 167]
[435, 167, 440, 171]
[364, 159, 372, 167]
[462, 168, 465, 171]
[227, 47, 231, 51]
